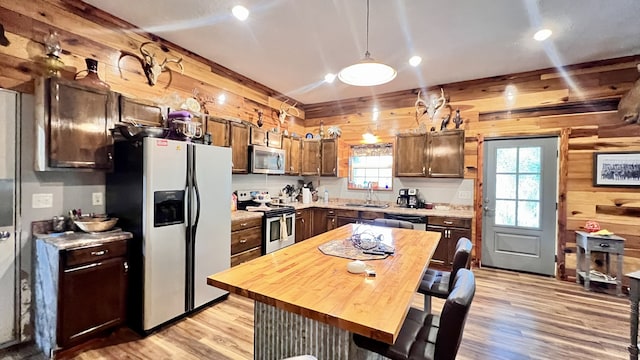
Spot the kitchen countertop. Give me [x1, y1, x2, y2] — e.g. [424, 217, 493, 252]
[34, 230, 133, 250]
[231, 199, 473, 221]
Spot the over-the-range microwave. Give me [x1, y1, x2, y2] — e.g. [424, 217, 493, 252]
[250, 145, 286, 174]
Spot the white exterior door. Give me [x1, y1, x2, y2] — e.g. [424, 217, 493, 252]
[482, 137, 558, 276]
[0, 89, 18, 346]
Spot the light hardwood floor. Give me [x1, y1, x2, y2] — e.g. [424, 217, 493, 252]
[4, 267, 631, 359]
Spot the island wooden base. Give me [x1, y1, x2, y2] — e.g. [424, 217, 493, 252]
[254, 301, 385, 360]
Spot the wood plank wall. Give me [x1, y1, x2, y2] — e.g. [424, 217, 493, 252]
[2, 0, 639, 282]
[0, 0, 305, 135]
[303, 56, 640, 282]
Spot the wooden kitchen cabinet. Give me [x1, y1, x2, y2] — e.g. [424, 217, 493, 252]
[119, 95, 164, 126]
[231, 217, 262, 267]
[295, 208, 312, 242]
[395, 130, 464, 178]
[427, 216, 471, 266]
[395, 133, 428, 177]
[35, 77, 117, 170]
[326, 209, 337, 231]
[267, 131, 282, 149]
[250, 126, 267, 146]
[335, 209, 360, 227]
[230, 122, 249, 173]
[206, 116, 230, 147]
[311, 208, 329, 237]
[301, 139, 321, 176]
[427, 130, 465, 178]
[320, 139, 338, 176]
[282, 136, 301, 175]
[58, 239, 128, 347]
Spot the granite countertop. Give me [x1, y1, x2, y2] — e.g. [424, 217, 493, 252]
[287, 200, 474, 219]
[231, 211, 265, 221]
[34, 230, 133, 250]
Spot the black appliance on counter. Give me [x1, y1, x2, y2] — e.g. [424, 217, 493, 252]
[236, 190, 296, 254]
[397, 188, 422, 208]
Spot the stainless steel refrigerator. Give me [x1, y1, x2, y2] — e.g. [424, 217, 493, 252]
[106, 137, 231, 332]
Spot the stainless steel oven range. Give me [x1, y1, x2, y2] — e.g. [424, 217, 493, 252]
[236, 190, 295, 254]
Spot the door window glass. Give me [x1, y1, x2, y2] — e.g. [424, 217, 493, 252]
[495, 146, 542, 228]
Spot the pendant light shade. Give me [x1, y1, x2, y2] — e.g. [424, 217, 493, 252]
[339, 0, 396, 87]
[338, 53, 397, 87]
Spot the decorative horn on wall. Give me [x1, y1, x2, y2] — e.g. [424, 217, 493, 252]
[415, 88, 447, 124]
[618, 64, 640, 125]
[118, 42, 184, 88]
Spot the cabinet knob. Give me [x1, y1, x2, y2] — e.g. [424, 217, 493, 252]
[91, 250, 108, 256]
[422, 166, 426, 175]
[240, 222, 247, 227]
[444, 221, 453, 225]
[240, 239, 247, 244]
[301, 218, 305, 223]
[333, 167, 336, 175]
[598, 243, 610, 248]
[123, 261, 129, 273]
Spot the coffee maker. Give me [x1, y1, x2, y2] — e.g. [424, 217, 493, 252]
[407, 188, 420, 208]
[396, 188, 409, 208]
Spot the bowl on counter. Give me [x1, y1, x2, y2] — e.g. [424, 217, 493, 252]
[74, 217, 118, 233]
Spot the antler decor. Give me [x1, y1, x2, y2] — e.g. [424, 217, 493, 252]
[618, 64, 640, 125]
[278, 99, 300, 125]
[415, 88, 447, 124]
[118, 42, 184, 88]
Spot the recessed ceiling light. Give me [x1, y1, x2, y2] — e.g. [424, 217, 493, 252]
[232, 5, 249, 21]
[409, 56, 422, 67]
[324, 73, 336, 83]
[533, 29, 552, 41]
[218, 93, 226, 105]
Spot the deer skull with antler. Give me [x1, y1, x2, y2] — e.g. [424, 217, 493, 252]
[118, 42, 184, 88]
[415, 88, 447, 124]
[278, 100, 300, 125]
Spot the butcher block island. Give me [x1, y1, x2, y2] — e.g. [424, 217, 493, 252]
[207, 224, 440, 359]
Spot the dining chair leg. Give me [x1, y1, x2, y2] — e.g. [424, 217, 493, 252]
[424, 294, 432, 313]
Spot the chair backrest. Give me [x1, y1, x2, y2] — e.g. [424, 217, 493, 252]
[448, 238, 473, 290]
[372, 218, 415, 229]
[434, 269, 475, 360]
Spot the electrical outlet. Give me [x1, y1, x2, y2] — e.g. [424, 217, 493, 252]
[32, 193, 53, 208]
[457, 191, 472, 199]
[92, 192, 104, 206]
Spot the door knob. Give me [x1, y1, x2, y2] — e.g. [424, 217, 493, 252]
[483, 206, 494, 212]
[0, 231, 10, 240]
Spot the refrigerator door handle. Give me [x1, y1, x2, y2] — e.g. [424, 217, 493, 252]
[192, 149, 201, 236]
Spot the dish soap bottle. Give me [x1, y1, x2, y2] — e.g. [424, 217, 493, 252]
[324, 189, 329, 203]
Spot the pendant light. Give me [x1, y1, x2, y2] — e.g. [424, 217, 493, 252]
[338, 0, 396, 86]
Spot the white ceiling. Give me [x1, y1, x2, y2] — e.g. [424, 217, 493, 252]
[84, 0, 640, 105]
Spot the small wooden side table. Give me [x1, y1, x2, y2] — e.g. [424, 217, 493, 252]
[627, 271, 640, 360]
[575, 231, 625, 296]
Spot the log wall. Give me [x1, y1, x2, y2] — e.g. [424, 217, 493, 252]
[0, 0, 305, 135]
[304, 56, 640, 281]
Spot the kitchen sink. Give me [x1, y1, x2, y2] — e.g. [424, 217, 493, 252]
[344, 203, 390, 209]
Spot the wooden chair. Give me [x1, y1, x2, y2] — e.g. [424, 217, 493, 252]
[419, 237, 472, 312]
[353, 269, 476, 360]
[372, 218, 415, 229]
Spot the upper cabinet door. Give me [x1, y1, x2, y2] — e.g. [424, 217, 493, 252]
[230, 122, 249, 173]
[207, 116, 230, 147]
[427, 130, 465, 178]
[320, 139, 337, 177]
[250, 126, 267, 146]
[395, 134, 427, 177]
[300, 139, 321, 176]
[119, 95, 164, 126]
[47, 78, 116, 169]
[290, 137, 301, 175]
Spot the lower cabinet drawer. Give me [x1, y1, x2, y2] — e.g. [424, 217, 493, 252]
[231, 227, 262, 255]
[64, 240, 127, 267]
[231, 247, 262, 267]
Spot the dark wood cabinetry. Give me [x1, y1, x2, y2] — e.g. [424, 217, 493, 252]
[230, 122, 249, 173]
[58, 240, 128, 347]
[427, 130, 465, 178]
[207, 116, 230, 147]
[301, 139, 338, 177]
[231, 217, 262, 267]
[395, 130, 464, 178]
[395, 133, 428, 176]
[35, 77, 117, 170]
[320, 139, 338, 176]
[326, 209, 337, 231]
[119, 95, 164, 126]
[427, 216, 471, 266]
[250, 126, 267, 146]
[301, 140, 321, 176]
[283, 136, 301, 175]
[295, 209, 312, 242]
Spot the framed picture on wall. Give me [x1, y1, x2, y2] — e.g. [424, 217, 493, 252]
[593, 152, 640, 187]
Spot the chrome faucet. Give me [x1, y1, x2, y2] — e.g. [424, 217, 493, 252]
[366, 182, 374, 204]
